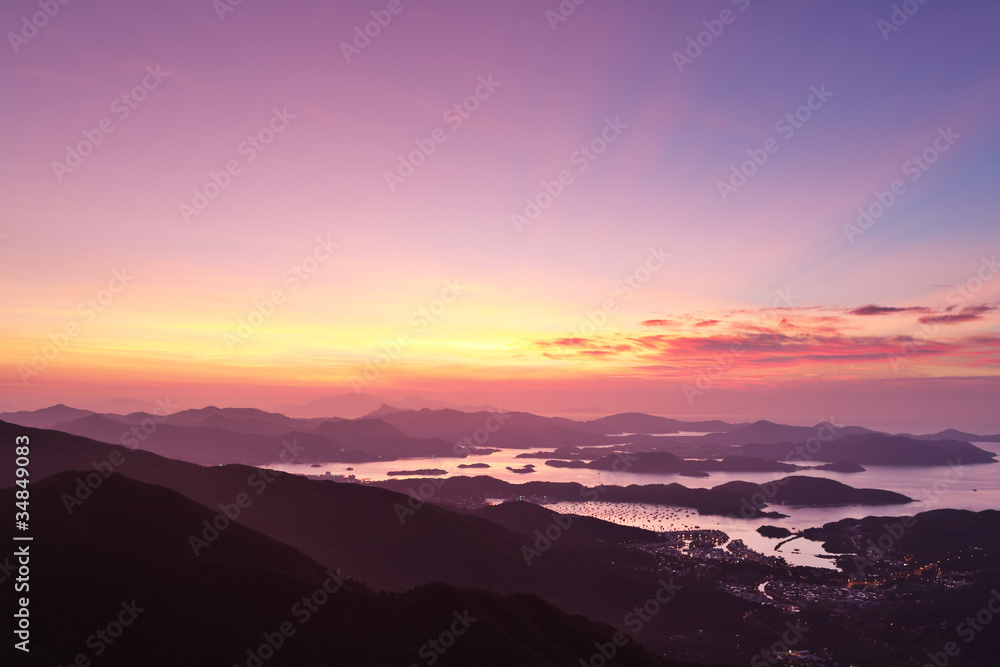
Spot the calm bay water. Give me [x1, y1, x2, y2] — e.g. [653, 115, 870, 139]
[267, 441, 1000, 570]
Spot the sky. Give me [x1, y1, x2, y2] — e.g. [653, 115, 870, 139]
[1, 0, 999, 431]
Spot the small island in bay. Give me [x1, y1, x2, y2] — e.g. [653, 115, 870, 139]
[757, 525, 793, 539]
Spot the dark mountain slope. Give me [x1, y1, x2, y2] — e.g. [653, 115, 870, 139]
[0, 473, 678, 667]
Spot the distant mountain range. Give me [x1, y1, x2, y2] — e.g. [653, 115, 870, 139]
[700, 419, 877, 445]
[277, 393, 498, 418]
[0, 403, 94, 428]
[913, 428, 1000, 443]
[3, 405, 996, 469]
[590, 412, 746, 434]
[734, 433, 997, 466]
[47, 413, 406, 466]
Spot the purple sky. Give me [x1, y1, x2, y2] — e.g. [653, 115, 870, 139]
[2, 0, 999, 431]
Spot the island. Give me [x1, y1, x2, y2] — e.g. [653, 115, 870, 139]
[372, 474, 912, 519]
[756, 525, 793, 538]
[583, 451, 801, 474]
[813, 460, 866, 473]
[735, 433, 997, 466]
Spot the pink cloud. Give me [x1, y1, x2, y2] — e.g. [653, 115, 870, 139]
[848, 304, 932, 316]
[919, 304, 997, 325]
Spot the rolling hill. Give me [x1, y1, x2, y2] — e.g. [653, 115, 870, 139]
[0, 472, 679, 667]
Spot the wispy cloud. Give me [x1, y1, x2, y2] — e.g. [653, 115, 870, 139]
[919, 304, 997, 325]
[528, 302, 1000, 381]
[847, 304, 931, 316]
